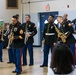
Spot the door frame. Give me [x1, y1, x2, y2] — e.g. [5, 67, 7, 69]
[39, 11, 58, 47]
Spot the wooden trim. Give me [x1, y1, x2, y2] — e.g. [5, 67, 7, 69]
[6, 0, 18, 9]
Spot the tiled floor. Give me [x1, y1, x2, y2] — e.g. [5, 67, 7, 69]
[1, 47, 76, 75]
[0, 47, 48, 75]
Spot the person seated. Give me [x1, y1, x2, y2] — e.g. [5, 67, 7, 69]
[47, 44, 76, 75]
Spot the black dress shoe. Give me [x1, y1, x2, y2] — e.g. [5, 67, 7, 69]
[7, 62, 12, 64]
[22, 64, 27, 66]
[29, 64, 33, 66]
[13, 62, 15, 64]
[0, 60, 3, 62]
[40, 65, 44, 67]
[16, 73, 21, 75]
[12, 70, 16, 73]
[40, 65, 48, 67]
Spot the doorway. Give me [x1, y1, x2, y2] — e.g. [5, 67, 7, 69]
[39, 11, 58, 46]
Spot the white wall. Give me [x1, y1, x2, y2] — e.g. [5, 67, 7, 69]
[22, 0, 55, 3]
[22, 0, 76, 46]
[22, 0, 76, 13]
[0, 0, 21, 23]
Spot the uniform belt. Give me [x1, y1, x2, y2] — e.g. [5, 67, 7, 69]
[65, 31, 69, 35]
[25, 32, 32, 34]
[45, 33, 55, 35]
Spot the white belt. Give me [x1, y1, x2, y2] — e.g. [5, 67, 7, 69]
[25, 32, 32, 34]
[45, 33, 55, 35]
[65, 32, 69, 35]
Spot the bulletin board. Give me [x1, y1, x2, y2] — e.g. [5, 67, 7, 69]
[6, 0, 18, 9]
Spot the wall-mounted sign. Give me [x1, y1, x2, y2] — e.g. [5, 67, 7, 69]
[45, 4, 50, 11]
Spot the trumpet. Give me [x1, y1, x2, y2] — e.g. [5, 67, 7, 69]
[6, 25, 14, 49]
[54, 25, 66, 43]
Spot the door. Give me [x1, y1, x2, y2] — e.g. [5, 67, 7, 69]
[39, 11, 58, 46]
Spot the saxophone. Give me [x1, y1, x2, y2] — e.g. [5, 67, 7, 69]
[6, 26, 14, 49]
[54, 25, 66, 43]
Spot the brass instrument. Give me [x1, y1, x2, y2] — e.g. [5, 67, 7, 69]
[0, 20, 4, 41]
[6, 26, 14, 49]
[41, 39, 45, 51]
[24, 23, 28, 44]
[54, 25, 66, 43]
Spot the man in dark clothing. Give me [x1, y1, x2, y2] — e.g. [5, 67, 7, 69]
[40, 14, 57, 67]
[22, 14, 37, 66]
[10, 15, 24, 75]
[7, 14, 21, 64]
[57, 16, 75, 56]
[0, 20, 4, 62]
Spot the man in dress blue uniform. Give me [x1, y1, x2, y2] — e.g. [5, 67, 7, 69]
[7, 14, 21, 64]
[22, 14, 37, 66]
[7, 24, 14, 64]
[7, 44, 14, 63]
[40, 14, 57, 67]
[57, 16, 75, 56]
[0, 30, 3, 62]
[10, 15, 24, 75]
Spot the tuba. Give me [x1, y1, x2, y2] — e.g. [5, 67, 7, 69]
[0, 20, 4, 41]
[54, 25, 66, 43]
